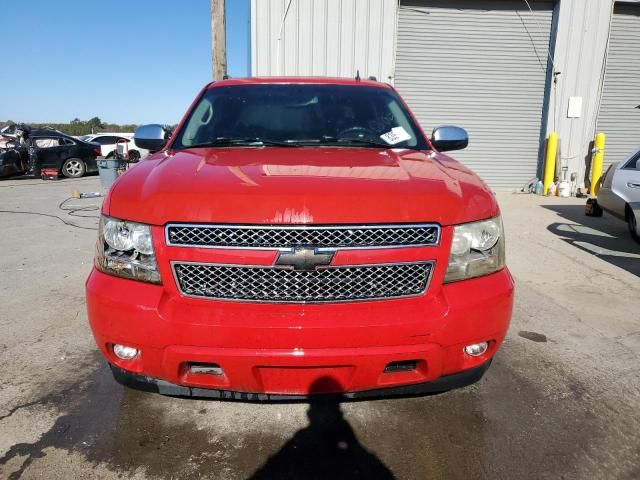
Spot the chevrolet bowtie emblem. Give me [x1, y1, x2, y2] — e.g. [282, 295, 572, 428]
[275, 247, 335, 271]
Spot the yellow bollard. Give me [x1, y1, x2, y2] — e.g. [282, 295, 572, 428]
[589, 132, 606, 196]
[543, 132, 558, 195]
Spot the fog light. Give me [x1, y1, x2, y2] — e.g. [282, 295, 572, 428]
[113, 344, 139, 360]
[464, 342, 489, 357]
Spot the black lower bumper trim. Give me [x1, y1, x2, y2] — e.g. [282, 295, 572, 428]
[109, 360, 492, 402]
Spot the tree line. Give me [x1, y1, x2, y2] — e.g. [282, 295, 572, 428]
[0, 117, 139, 136]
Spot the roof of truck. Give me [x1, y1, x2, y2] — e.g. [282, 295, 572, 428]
[206, 76, 391, 89]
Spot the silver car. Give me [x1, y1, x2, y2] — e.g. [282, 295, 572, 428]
[596, 148, 640, 242]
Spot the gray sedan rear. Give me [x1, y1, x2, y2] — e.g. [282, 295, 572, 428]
[598, 148, 640, 242]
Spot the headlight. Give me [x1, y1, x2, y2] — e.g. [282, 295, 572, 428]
[444, 216, 505, 283]
[95, 216, 161, 284]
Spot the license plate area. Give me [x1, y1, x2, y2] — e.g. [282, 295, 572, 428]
[256, 366, 356, 395]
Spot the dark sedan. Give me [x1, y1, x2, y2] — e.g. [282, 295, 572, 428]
[0, 128, 100, 178]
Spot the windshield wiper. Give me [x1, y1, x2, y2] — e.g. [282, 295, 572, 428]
[179, 137, 296, 149]
[305, 136, 393, 149]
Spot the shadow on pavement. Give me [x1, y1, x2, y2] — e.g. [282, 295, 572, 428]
[248, 377, 395, 480]
[543, 203, 640, 277]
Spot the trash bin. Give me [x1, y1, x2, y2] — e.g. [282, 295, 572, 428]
[97, 159, 124, 189]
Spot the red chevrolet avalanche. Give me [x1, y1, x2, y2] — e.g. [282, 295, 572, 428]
[86, 77, 514, 400]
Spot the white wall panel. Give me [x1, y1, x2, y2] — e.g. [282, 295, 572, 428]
[251, 0, 397, 81]
[550, 0, 612, 184]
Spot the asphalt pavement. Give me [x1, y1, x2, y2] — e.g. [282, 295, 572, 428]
[0, 176, 638, 479]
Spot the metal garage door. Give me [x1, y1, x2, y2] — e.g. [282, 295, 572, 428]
[394, 0, 555, 187]
[597, 3, 640, 168]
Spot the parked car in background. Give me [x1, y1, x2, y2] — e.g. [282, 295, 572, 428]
[32, 129, 100, 177]
[0, 128, 100, 178]
[81, 133, 148, 162]
[594, 147, 640, 242]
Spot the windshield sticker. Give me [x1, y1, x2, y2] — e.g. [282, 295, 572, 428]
[380, 126, 412, 145]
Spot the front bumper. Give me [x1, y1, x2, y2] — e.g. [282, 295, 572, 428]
[110, 359, 492, 401]
[86, 267, 514, 396]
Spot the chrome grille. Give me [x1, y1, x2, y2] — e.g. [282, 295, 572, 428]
[172, 262, 433, 303]
[166, 224, 440, 249]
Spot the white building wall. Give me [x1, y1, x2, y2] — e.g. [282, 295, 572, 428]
[548, 0, 612, 182]
[250, 0, 398, 81]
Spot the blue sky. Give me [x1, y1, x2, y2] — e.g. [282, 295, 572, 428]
[0, 0, 250, 125]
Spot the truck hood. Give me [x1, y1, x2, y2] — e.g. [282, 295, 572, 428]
[106, 147, 498, 226]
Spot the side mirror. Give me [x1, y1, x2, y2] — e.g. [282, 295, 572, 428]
[134, 124, 172, 153]
[431, 125, 468, 152]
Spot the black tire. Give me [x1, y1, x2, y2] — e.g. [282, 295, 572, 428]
[128, 150, 141, 163]
[61, 158, 86, 178]
[585, 198, 603, 217]
[626, 206, 640, 243]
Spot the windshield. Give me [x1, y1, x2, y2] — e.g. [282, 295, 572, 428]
[171, 84, 428, 150]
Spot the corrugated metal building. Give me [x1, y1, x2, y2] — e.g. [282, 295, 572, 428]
[251, 0, 640, 188]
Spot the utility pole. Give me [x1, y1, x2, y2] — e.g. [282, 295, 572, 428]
[211, 0, 227, 80]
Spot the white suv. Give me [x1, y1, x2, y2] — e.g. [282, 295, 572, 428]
[81, 133, 148, 161]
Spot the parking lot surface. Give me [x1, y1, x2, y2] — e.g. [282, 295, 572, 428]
[1, 177, 639, 479]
